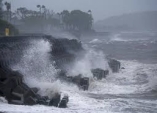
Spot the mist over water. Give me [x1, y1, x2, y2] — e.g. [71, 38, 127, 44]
[67, 49, 109, 77]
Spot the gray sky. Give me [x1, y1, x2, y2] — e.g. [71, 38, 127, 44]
[5, 0, 157, 21]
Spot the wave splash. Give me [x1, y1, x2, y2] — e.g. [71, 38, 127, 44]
[10, 37, 110, 97]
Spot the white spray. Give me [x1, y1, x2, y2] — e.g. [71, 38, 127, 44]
[12, 38, 60, 97]
[67, 48, 110, 77]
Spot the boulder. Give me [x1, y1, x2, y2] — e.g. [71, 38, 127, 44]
[64, 74, 82, 85]
[49, 93, 61, 107]
[91, 68, 109, 80]
[64, 74, 89, 91]
[1, 79, 19, 102]
[11, 84, 38, 105]
[31, 87, 40, 93]
[79, 77, 89, 91]
[108, 59, 121, 73]
[72, 74, 82, 85]
[24, 96, 37, 105]
[59, 95, 69, 108]
[37, 97, 48, 105]
[49, 38, 84, 70]
[0, 66, 68, 107]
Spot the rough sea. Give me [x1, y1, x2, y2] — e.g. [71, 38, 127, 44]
[0, 31, 157, 113]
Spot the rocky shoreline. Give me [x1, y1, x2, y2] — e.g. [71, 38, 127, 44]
[0, 35, 121, 107]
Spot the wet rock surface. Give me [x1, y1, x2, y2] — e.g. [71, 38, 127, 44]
[108, 59, 121, 73]
[0, 66, 68, 108]
[47, 36, 84, 70]
[91, 68, 109, 80]
[59, 95, 69, 108]
[64, 74, 89, 91]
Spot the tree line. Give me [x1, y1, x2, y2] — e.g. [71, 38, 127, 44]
[0, 0, 93, 32]
[61, 10, 93, 31]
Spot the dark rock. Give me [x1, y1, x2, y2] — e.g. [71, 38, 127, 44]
[37, 99, 47, 105]
[66, 76, 73, 82]
[72, 74, 82, 85]
[64, 74, 82, 85]
[48, 37, 84, 70]
[24, 96, 37, 105]
[0, 77, 20, 102]
[79, 77, 89, 91]
[91, 68, 109, 80]
[31, 87, 39, 93]
[108, 59, 121, 73]
[23, 89, 37, 101]
[0, 90, 4, 97]
[64, 74, 89, 91]
[49, 93, 61, 107]
[59, 95, 69, 108]
[0, 66, 69, 107]
[57, 70, 67, 80]
[11, 84, 38, 105]
[36, 95, 49, 105]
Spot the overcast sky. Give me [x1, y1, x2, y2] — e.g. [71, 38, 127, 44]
[4, 0, 157, 21]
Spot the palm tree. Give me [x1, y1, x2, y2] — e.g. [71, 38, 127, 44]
[0, 0, 3, 18]
[88, 10, 92, 14]
[5, 2, 11, 11]
[37, 5, 46, 16]
[4, 2, 11, 22]
[41, 5, 46, 18]
[37, 5, 41, 8]
[41, 5, 45, 9]
[37, 5, 41, 14]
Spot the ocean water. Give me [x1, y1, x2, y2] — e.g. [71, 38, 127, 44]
[0, 32, 157, 113]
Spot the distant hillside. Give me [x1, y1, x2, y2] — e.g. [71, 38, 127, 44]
[95, 11, 157, 32]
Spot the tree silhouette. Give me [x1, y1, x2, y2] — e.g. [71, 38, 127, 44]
[61, 10, 70, 29]
[4, 2, 11, 22]
[0, 0, 3, 18]
[88, 10, 92, 14]
[61, 10, 93, 31]
[37, 5, 41, 15]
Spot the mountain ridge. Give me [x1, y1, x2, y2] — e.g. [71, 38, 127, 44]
[94, 11, 157, 32]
